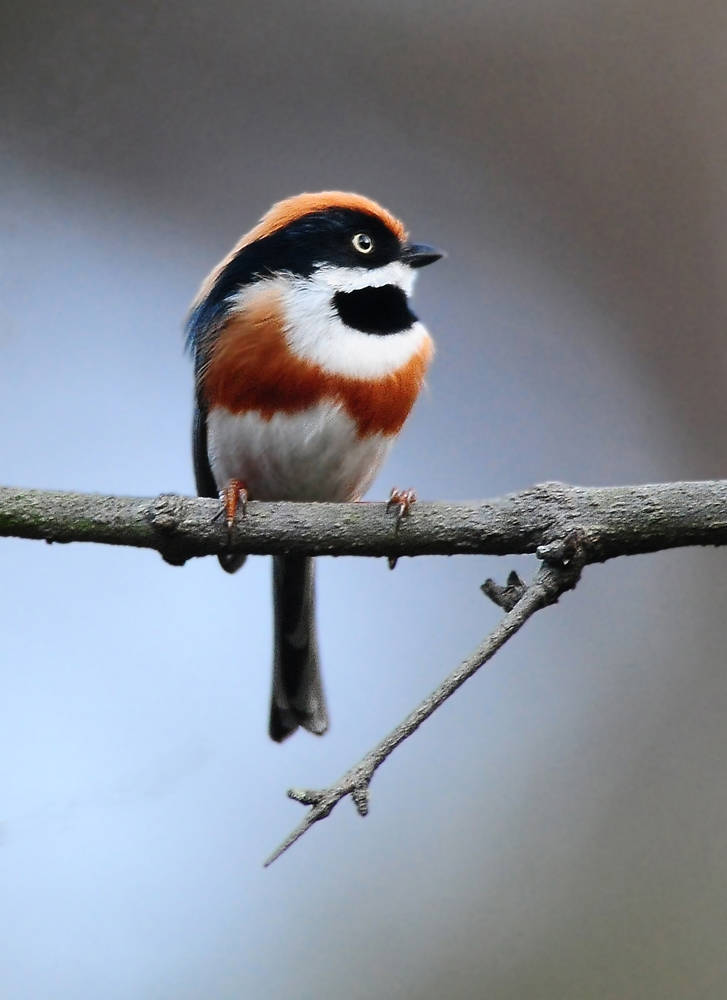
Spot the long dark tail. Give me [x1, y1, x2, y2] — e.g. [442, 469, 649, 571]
[270, 555, 329, 742]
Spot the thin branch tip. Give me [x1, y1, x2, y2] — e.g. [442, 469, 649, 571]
[287, 788, 323, 807]
[481, 569, 527, 611]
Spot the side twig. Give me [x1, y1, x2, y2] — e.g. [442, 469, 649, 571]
[265, 538, 585, 865]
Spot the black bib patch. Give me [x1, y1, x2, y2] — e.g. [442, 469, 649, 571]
[334, 285, 417, 336]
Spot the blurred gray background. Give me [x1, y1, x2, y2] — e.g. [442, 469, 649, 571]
[1, 1, 727, 997]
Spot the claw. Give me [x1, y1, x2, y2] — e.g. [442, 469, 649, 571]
[219, 479, 248, 539]
[387, 489, 417, 566]
[387, 488, 417, 529]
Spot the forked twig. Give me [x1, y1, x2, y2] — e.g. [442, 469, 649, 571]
[265, 540, 584, 865]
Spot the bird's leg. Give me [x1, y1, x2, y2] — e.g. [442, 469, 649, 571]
[386, 488, 416, 569]
[219, 479, 248, 539]
[387, 487, 416, 525]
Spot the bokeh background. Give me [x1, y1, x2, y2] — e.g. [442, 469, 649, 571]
[2, 1, 727, 997]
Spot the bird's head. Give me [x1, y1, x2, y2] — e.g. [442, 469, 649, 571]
[187, 192, 442, 368]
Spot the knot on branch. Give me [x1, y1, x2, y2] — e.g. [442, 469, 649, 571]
[148, 494, 190, 566]
[533, 530, 587, 604]
[351, 783, 370, 817]
[536, 529, 584, 568]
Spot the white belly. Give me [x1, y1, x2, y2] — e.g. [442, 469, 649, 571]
[206, 403, 394, 501]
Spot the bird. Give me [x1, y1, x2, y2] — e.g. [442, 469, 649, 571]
[186, 191, 442, 742]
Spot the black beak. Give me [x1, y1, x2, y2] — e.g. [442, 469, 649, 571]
[401, 243, 444, 269]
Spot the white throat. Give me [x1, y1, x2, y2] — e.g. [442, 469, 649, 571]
[313, 260, 416, 295]
[226, 264, 431, 380]
[277, 264, 429, 379]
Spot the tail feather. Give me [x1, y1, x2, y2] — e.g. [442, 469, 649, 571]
[270, 555, 328, 742]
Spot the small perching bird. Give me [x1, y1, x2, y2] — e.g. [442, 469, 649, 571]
[187, 191, 442, 741]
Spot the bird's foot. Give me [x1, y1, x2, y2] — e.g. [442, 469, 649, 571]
[218, 479, 248, 540]
[387, 488, 416, 568]
[387, 487, 416, 526]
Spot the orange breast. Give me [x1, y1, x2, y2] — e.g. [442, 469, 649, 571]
[201, 285, 433, 438]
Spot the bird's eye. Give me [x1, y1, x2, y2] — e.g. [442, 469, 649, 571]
[352, 232, 374, 254]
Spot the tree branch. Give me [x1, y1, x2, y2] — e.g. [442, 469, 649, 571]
[2, 480, 727, 565]
[3, 479, 727, 863]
